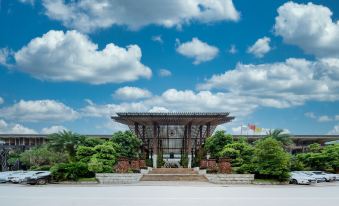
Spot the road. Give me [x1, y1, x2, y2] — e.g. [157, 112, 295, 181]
[1, 182, 339, 206]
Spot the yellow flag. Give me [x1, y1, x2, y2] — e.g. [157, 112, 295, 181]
[255, 127, 262, 133]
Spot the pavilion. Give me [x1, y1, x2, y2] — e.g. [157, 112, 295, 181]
[111, 112, 235, 168]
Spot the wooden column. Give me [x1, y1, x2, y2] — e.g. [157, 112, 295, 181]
[142, 125, 145, 141]
[199, 125, 203, 146]
[134, 122, 139, 138]
[206, 123, 211, 138]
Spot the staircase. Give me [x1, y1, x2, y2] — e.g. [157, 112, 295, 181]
[140, 168, 207, 182]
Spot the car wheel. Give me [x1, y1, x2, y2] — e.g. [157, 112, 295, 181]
[291, 179, 298, 184]
[325, 178, 330, 182]
[37, 179, 47, 185]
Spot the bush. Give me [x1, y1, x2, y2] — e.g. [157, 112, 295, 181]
[88, 157, 104, 173]
[111, 131, 142, 158]
[218, 140, 254, 167]
[180, 153, 189, 168]
[253, 137, 291, 181]
[204, 131, 233, 158]
[20, 146, 68, 169]
[76, 146, 95, 163]
[50, 162, 93, 181]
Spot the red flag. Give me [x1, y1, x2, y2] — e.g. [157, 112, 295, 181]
[248, 124, 256, 131]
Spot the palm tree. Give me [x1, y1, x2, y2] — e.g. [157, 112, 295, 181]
[48, 130, 85, 161]
[266, 129, 293, 148]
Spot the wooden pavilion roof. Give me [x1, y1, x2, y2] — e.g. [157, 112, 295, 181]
[111, 112, 235, 126]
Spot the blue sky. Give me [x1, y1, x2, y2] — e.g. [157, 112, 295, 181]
[0, 0, 339, 135]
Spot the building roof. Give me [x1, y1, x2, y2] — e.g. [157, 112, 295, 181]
[112, 112, 235, 125]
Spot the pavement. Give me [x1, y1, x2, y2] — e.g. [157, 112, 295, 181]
[1, 181, 339, 206]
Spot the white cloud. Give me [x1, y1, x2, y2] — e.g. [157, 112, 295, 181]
[274, 2, 339, 58]
[158, 69, 172, 77]
[81, 102, 147, 118]
[114, 86, 152, 100]
[176, 38, 219, 64]
[0, 100, 79, 122]
[18, 0, 35, 5]
[318, 115, 332, 122]
[328, 125, 339, 135]
[0, 48, 13, 67]
[41, 125, 68, 134]
[247, 37, 271, 58]
[197, 58, 339, 108]
[151, 35, 163, 44]
[41, 0, 240, 33]
[335, 115, 339, 121]
[228, 44, 237, 54]
[0, 119, 37, 134]
[14, 30, 151, 84]
[148, 106, 169, 113]
[0, 97, 3, 104]
[304, 112, 316, 119]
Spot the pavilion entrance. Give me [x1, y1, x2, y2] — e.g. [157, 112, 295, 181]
[112, 112, 234, 168]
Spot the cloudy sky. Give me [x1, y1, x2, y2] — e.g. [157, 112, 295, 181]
[1, 0, 339, 135]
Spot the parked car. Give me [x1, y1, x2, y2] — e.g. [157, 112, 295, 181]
[8, 171, 30, 183]
[26, 171, 51, 185]
[0, 171, 24, 183]
[8, 171, 51, 185]
[336, 174, 339, 181]
[310, 171, 336, 182]
[300, 171, 326, 183]
[0, 171, 19, 183]
[290, 171, 317, 185]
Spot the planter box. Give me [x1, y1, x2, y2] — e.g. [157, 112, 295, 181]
[205, 174, 254, 184]
[96, 173, 143, 184]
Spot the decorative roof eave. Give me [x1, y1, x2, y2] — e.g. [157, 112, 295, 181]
[111, 112, 235, 126]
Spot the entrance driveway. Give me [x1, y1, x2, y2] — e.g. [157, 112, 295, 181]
[1, 182, 338, 206]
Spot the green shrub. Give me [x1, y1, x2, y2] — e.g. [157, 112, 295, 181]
[111, 131, 142, 158]
[253, 137, 291, 181]
[88, 157, 104, 173]
[20, 146, 68, 169]
[204, 131, 233, 158]
[76, 146, 95, 163]
[50, 162, 93, 181]
[180, 153, 189, 168]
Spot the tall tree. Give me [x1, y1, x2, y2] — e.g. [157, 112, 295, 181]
[48, 130, 85, 161]
[266, 129, 293, 147]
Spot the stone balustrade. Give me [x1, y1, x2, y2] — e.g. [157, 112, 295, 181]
[205, 174, 254, 184]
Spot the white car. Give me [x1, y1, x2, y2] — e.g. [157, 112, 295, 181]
[290, 171, 317, 185]
[9, 171, 51, 184]
[0, 171, 24, 183]
[336, 174, 339, 181]
[302, 171, 327, 182]
[310, 171, 336, 182]
[8, 171, 30, 183]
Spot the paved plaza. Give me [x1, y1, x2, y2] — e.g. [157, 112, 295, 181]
[1, 182, 339, 206]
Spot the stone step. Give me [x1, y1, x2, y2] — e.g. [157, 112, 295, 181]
[150, 168, 197, 174]
[141, 174, 207, 181]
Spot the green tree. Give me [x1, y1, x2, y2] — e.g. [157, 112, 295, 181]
[20, 146, 68, 169]
[266, 129, 293, 147]
[219, 141, 254, 167]
[111, 131, 142, 158]
[76, 146, 96, 163]
[204, 131, 233, 158]
[309, 143, 322, 153]
[48, 130, 86, 161]
[253, 137, 291, 181]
